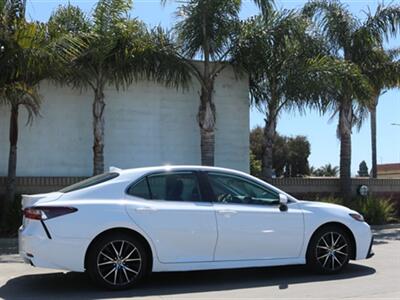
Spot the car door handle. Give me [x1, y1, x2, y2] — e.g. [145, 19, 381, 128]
[135, 207, 158, 212]
[217, 209, 237, 215]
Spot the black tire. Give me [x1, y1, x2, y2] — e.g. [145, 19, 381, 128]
[86, 232, 149, 290]
[306, 225, 352, 274]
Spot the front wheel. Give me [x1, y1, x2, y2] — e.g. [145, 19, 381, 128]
[307, 226, 352, 274]
[87, 232, 149, 290]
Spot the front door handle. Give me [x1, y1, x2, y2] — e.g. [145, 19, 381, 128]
[135, 207, 158, 212]
[217, 209, 238, 215]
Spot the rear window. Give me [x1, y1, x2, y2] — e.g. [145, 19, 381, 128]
[59, 172, 119, 193]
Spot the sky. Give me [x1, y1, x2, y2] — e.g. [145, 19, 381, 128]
[24, 0, 400, 174]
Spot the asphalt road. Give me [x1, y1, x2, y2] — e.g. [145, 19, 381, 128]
[0, 226, 399, 300]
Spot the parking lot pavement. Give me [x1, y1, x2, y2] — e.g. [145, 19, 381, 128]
[0, 226, 399, 300]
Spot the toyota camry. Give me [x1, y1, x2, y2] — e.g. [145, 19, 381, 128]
[19, 166, 374, 290]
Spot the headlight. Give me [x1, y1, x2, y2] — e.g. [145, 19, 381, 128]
[349, 213, 364, 222]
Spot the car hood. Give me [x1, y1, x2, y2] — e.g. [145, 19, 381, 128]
[298, 200, 356, 214]
[21, 192, 64, 209]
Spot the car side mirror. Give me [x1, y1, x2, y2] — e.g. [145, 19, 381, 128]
[279, 194, 288, 212]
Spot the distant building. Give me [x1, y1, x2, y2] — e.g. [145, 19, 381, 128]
[0, 65, 250, 176]
[377, 163, 400, 179]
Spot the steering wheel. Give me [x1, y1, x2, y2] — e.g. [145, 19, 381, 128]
[218, 193, 232, 203]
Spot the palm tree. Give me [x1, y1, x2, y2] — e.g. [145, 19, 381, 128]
[234, 8, 370, 179]
[360, 47, 400, 178]
[49, 0, 190, 175]
[164, 0, 274, 166]
[0, 1, 57, 222]
[312, 164, 339, 177]
[303, 0, 400, 200]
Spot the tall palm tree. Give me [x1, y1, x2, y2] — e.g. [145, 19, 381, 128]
[0, 0, 70, 223]
[164, 0, 274, 166]
[49, 0, 190, 175]
[360, 47, 400, 178]
[1, 1, 44, 219]
[303, 0, 400, 200]
[234, 8, 370, 179]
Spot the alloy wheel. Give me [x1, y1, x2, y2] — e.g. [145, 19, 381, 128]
[315, 231, 349, 272]
[96, 240, 142, 286]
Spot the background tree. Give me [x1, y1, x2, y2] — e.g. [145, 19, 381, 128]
[235, 7, 367, 180]
[286, 136, 311, 177]
[0, 0, 76, 224]
[311, 163, 339, 177]
[303, 0, 400, 201]
[358, 160, 369, 177]
[49, 0, 189, 175]
[360, 47, 400, 178]
[250, 126, 311, 177]
[167, 0, 274, 166]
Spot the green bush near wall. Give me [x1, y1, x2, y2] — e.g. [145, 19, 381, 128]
[316, 196, 398, 225]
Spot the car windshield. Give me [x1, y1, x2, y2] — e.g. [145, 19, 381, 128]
[59, 172, 119, 193]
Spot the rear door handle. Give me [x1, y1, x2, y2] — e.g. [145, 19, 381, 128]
[217, 209, 237, 215]
[135, 207, 158, 212]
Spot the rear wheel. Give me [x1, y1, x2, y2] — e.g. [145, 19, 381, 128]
[307, 226, 352, 274]
[87, 232, 148, 290]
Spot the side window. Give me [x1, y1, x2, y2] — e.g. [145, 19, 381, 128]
[208, 173, 279, 205]
[128, 172, 201, 202]
[127, 178, 150, 199]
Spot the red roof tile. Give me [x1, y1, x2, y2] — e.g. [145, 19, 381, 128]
[377, 163, 400, 172]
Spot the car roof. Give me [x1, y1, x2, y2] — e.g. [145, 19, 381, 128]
[115, 165, 248, 178]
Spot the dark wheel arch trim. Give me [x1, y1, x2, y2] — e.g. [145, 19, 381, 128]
[307, 222, 357, 260]
[84, 228, 153, 273]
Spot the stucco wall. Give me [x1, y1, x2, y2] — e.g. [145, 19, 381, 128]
[0, 66, 249, 176]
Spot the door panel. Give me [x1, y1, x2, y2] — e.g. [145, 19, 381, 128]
[214, 202, 304, 260]
[125, 172, 217, 263]
[206, 172, 304, 261]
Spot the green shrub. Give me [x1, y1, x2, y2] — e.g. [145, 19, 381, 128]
[314, 196, 397, 225]
[357, 197, 398, 225]
[317, 196, 344, 206]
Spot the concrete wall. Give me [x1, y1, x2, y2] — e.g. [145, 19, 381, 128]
[0, 65, 249, 176]
[268, 178, 400, 199]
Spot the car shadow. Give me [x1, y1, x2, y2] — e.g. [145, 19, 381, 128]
[0, 263, 375, 299]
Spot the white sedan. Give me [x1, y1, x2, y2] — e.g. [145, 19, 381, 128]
[19, 166, 374, 290]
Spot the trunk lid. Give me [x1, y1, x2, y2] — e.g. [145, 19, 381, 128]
[21, 192, 64, 209]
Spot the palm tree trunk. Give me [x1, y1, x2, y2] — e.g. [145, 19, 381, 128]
[262, 106, 277, 179]
[198, 12, 216, 167]
[339, 100, 352, 202]
[92, 87, 105, 175]
[2, 104, 19, 227]
[370, 95, 379, 178]
[199, 84, 216, 166]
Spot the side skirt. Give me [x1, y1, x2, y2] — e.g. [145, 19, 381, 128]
[152, 257, 306, 272]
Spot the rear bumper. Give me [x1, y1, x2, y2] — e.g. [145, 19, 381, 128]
[366, 236, 374, 259]
[19, 222, 89, 272]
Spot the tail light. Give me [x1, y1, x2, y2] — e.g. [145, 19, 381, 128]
[23, 206, 77, 220]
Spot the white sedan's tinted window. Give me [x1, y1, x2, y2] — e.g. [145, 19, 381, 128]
[128, 172, 201, 202]
[208, 173, 279, 205]
[59, 172, 119, 193]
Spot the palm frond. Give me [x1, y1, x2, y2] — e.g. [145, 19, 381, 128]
[363, 3, 400, 44]
[303, 0, 358, 55]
